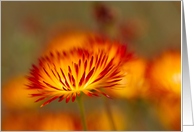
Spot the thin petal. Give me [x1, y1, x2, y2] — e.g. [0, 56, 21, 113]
[77, 91, 80, 97]
[72, 92, 76, 102]
[83, 90, 93, 97]
[40, 95, 62, 107]
[35, 96, 49, 102]
[43, 81, 62, 91]
[85, 67, 95, 83]
[91, 92, 100, 97]
[79, 71, 85, 87]
[58, 94, 68, 102]
[95, 89, 112, 99]
[66, 93, 72, 103]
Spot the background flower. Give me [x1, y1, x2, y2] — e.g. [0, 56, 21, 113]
[146, 50, 181, 98]
[106, 57, 149, 100]
[1, 110, 81, 131]
[2, 75, 40, 110]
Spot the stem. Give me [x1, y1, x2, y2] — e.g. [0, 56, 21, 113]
[77, 97, 88, 131]
[103, 97, 117, 131]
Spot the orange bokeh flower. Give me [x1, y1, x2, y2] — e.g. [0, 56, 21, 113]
[44, 31, 94, 55]
[146, 51, 181, 97]
[2, 111, 40, 131]
[27, 46, 131, 107]
[105, 57, 149, 99]
[2, 110, 81, 131]
[2, 76, 40, 110]
[39, 112, 82, 131]
[144, 50, 181, 131]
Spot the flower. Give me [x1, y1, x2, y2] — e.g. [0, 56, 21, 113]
[39, 111, 82, 131]
[1, 111, 40, 131]
[146, 51, 181, 97]
[43, 31, 95, 56]
[93, 2, 117, 25]
[1, 110, 81, 131]
[27, 47, 128, 107]
[2, 76, 40, 110]
[106, 57, 149, 99]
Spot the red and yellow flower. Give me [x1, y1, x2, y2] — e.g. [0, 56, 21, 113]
[27, 42, 132, 107]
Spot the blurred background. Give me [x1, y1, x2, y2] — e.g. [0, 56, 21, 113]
[1, 1, 181, 131]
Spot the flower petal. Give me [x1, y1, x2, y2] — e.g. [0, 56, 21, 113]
[40, 95, 62, 107]
[66, 93, 72, 103]
[72, 92, 77, 102]
[58, 94, 68, 102]
[83, 90, 93, 97]
[95, 89, 112, 99]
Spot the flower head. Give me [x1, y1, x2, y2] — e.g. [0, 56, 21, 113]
[27, 48, 127, 107]
[146, 51, 181, 97]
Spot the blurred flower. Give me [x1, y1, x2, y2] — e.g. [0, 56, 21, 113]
[146, 51, 181, 97]
[1, 110, 80, 131]
[39, 111, 81, 131]
[93, 2, 118, 25]
[2, 76, 40, 110]
[46, 21, 85, 39]
[27, 47, 128, 107]
[44, 31, 95, 55]
[87, 106, 126, 131]
[106, 57, 149, 99]
[1, 111, 41, 131]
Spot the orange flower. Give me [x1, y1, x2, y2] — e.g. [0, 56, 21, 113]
[105, 57, 149, 99]
[146, 51, 181, 97]
[1, 111, 40, 131]
[39, 112, 81, 131]
[27, 46, 130, 107]
[2, 110, 81, 131]
[44, 31, 95, 55]
[2, 76, 40, 110]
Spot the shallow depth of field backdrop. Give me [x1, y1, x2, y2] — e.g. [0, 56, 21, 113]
[1, 1, 181, 131]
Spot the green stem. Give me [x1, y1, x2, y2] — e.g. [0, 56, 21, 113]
[103, 97, 117, 131]
[77, 97, 88, 131]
